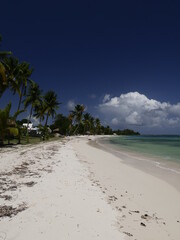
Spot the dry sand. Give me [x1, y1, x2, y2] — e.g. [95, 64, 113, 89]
[0, 139, 124, 240]
[0, 136, 180, 240]
[73, 136, 180, 240]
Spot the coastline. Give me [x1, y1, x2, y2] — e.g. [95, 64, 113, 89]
[0, 136, 180, 239]
[73, 136, 180, 240]
[95, 136, 180, 192]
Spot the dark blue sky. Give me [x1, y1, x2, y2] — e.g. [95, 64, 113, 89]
[1, 0, 180, 132]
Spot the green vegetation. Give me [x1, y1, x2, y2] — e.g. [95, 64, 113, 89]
[114, 129, 140, 136]
[0, 35, 139, 146]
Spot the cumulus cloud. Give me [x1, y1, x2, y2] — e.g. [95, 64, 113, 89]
[98, 92, 180, 133]
[103, 94, 111, 103]
[67, 100, 76, 110]
[111, 118, 119, 125]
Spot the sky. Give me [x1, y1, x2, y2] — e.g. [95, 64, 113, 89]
[0, 0, 180, 134]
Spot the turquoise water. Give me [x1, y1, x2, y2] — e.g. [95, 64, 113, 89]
[106, 135, 180, 164]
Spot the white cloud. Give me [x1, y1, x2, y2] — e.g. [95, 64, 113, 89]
[103, 94, 111, 103]
[67, 100, 75, 110]
[125, 111, 142, 125]
[98, 92, 180, 133]
[111, 118, 119, 125]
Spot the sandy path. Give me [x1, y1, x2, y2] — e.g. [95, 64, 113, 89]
[0, 139, 124, 240]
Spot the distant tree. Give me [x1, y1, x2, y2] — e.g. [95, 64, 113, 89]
[102, 125, 113, 135]
[23, 81, 42, 142]
[68, 113, 74, 135]
[43, 91, 60, 127]
[114, 128, 140, 135]
[33, 101, 45, 124]
[24, 81, 42, 124]
[51, 114, 71, 135]
[89, 116, 95, 134]
[0, 103, 11, 145]
[83, 113, 92, 134]
[70, 104, 85, 134]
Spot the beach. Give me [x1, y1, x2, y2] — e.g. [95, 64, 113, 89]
[0, 137, 180, 239]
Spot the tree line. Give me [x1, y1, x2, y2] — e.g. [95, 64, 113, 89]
[0, 36, 139, 145]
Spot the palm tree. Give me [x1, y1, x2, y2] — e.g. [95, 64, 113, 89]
[89, 116, 95, 134]
[43, 91, 60, 127]
[95, 118, 101, 135]
[16, 62, 33, 112]
[71, 104, 85, 134]
[0, 62, 6, 96]
[33, 102, 45, 124]
[83, 113, 92, 134]
[0, 103, 11, 145]
[0, 36, 12, 98]
[23, 81, 42, 142]
[0, 102, 23, 145]
[1, 57, 21, 97]
[68, 113, 74, 135]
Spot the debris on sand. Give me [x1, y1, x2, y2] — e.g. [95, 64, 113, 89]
[130, 210, 140, 213]
[24, 181, 36, 187]
[0, 195, 12, 201]
[0, 203, 27, 218]
[140, 222, 146, 227]
[141, 214, 149, 219]
[123, 232, 133, 237]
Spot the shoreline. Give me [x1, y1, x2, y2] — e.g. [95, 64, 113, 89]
[0, 136, 180, 239]
[94, 136, 180, 192]
[73, 136, 180, 240]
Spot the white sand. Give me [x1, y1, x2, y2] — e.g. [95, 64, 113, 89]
[73, 136, 180, 240]
[1, 136, 180, 240]
[0, 139, 124, 240]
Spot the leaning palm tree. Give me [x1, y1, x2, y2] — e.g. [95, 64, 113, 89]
[43, 91, 60, 127]
[1, 57, 21, 97]
[89, 116, 95, 135]
[16, 62, 33, 112]
[0, 35, 12, 97]
[83, 112, 92, 134]
[0, 62, 6, 96]
[95, 118, 101, 135]
[33, 102, 45, 125]
[70, 104, 85, 134]
[0, 103, 11, 145]
[23, 81, 42, 142]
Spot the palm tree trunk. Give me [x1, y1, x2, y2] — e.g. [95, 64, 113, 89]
[0, 132, 4, 146]
[45, 113, 49, 127]
[17, 127, 21, 144]
[42, 113, 49, 141]
[17, 84, 24, 113]
[26, 105, 33, 143]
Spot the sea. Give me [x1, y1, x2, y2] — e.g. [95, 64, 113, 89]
[97, 135, 180, 190]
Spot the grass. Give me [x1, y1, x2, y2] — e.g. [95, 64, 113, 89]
[3, 135, 62, 146]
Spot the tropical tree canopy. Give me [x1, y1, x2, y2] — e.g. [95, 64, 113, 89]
[43, 90, 60, 126]
[16, 62, 33, 112]
[23, 81, 42, 123]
